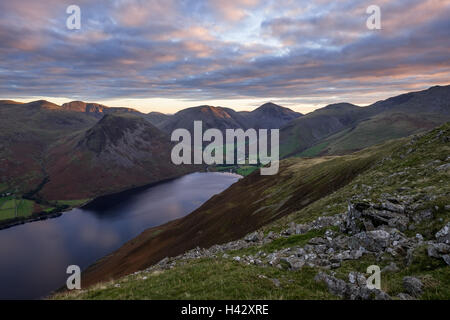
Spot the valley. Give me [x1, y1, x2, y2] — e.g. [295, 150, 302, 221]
[3, 0, 449, 305]
[56, 122, 450, 300]
[1, 85, 449, 300]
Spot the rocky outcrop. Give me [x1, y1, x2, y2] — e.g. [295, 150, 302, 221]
[403, 276, 423, 297]
[342, 201, 409, 234]
[427, 223, 450, 265]
[435, 223, 450, 244]
[135, 189, 448, 301]
[314, 272, 391, 300]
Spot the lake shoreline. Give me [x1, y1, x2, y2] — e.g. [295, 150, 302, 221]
[0, 171, 242, 299]
[0, 171, 211, 231]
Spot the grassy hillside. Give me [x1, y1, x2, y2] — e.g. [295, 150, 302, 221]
[78, 139, 401, 288]
[279, 103, 365, 158]
[279, 85, 450, 158]
[55, 122, 450, 300]
[0, 101, 198, 227]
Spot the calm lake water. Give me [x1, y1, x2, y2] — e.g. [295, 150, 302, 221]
[0, 172, 241, 300]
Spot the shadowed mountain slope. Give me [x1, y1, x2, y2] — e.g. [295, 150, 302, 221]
[40, 113, 196, 200]
[81, 134, 405, 286]
[0, 100, 98, 196]
[0, 101, 195, 204]
[146, 111, 172, 126]
[280, 85, 450, 157]
[60, 122, 450, 300]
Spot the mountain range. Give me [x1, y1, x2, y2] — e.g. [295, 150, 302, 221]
[0, 85, 449, 223]
[150, 102, 302, 134]
[280, 85, 450, 157]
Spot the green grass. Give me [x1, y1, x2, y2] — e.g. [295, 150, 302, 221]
[0, 204, 16, 220]
[54, 258, 336, 300]
[331, 246, 450, 300]
[0, 197, 34, 221]
[296, 142, 329, 157]
[0, 198, 17, 220]
[215, 165, 259, 176]
[17, 199, 34, 218]
[0, 197, 15, 209]
[55, 199, 90, 207]
[0, 183, 9, 193]
[236, 166, 259, 176]
[323, 113, 444, 155]
[56, 123, 450, 300]
[0, 197, 88, 223]
[229, 228, 337, 257]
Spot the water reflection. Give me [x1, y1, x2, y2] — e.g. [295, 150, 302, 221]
[0, 172, 240, 299]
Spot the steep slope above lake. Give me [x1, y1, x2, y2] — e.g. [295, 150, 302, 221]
[80, 131, 405, 287]
[59, 122, 450, 300]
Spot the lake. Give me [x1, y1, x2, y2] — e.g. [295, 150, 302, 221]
[0, 172, 241, 299]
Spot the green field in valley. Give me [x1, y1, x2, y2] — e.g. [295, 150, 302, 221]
[0, 197, 34, 221]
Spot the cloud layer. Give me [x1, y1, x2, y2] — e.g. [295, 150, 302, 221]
[0, 0, 449, 111]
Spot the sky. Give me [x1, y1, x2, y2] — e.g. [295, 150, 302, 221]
[0, 0, 449, 114]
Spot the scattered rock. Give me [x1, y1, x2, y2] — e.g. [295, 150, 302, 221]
[134, 186, 443, 300]
[378, 201, 405, 214]
[350, 230, 390, 252]
[157, 257, 169, 266]
[315, 272, 347, 298]
[283, 257, 305, 270]
[382, 262, 399, 273]
[411, 209, 433, 223]
[245, 231, 263, 242]
[344, 202, 410, 233]
[348, 272, 366, 287]
[436, 163, 450, 171]
[271, 278, 281, 288]
[427, 243, 450, 258]
[403, 276, 423, 297]
[397, 293, 414, 300]
[265, 231, 275, 240]
[315, 272, 390, 300]
[435, 223, 450, 244]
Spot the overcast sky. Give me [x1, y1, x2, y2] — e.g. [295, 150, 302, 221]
[0, 0, 449, 113]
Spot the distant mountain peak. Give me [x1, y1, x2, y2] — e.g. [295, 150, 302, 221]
[253, 102, 302, 116]
[25, 100, 61, 110]
[61, 101, 140, 118]
[321, 102, 359, 110]
[0, 100, 22, 105]
[176, 105, 233, 119]
[258, 102, 283, 109]
[62, 101, 106, 112]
